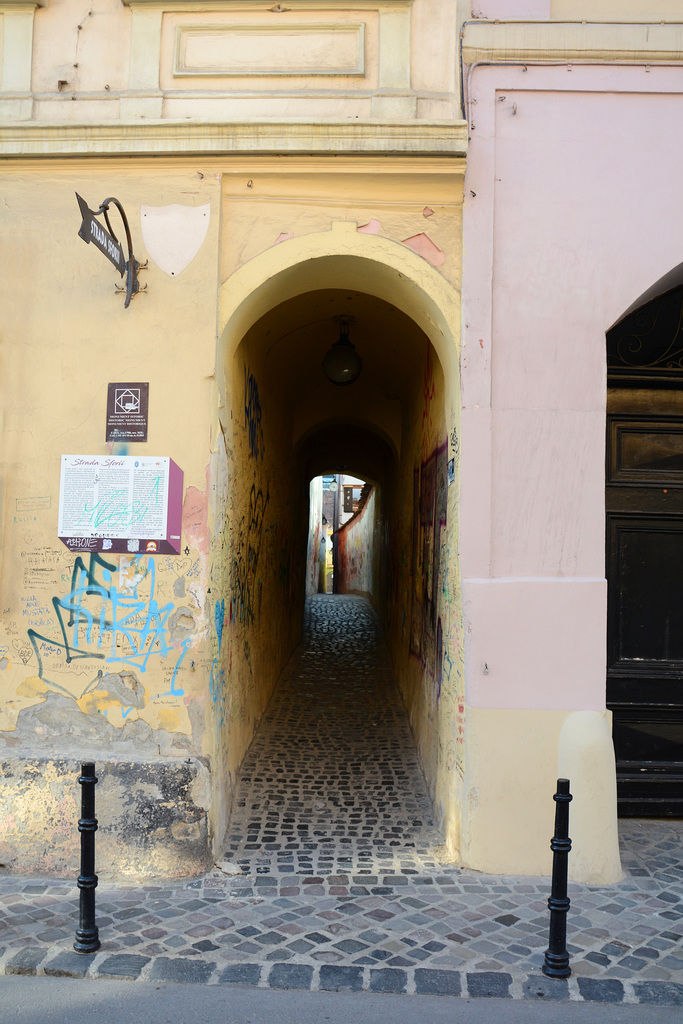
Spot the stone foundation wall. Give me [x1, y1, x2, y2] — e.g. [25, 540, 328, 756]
[0, 756, 211, 880]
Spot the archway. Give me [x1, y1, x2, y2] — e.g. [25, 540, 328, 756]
[210, 223, 463, 859]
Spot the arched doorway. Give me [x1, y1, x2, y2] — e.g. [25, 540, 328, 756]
[606, 263, 683, 817]
[211, 223, 463, 860]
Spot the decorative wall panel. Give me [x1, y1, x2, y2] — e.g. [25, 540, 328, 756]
[174, 23, 365, 77]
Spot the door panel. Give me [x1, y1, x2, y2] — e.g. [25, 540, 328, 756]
[606, 401, 683, 817]
[608, 516, 683, 670]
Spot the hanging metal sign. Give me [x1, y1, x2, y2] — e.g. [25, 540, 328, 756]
[76, 193, 141, 308]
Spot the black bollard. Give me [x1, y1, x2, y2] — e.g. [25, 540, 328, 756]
[73, 761, 101, 954]
[542, 778, 572, 978]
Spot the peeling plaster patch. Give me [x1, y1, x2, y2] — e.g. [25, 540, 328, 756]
[191, 759, 211, 810]
[16, 676, 47, 699]
[77, 690, 116, 715]
[99, 671, 146, 709]
[182, 470, 210, 556]
[173, 575, 186, 599]
[358, 219, 382, 234]
[118, 558, 148, 594]
[186, 696, 205, 747]
[0, 657, 9, 670]
[169, 606, 195, 642]
[2, 693, 193, 758]
[274, 232, 294, 244]
[401, 233, 445, 266]
[422, 206, 435, 218]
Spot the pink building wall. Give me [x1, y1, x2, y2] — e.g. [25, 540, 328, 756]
[461, 65, 683, 712]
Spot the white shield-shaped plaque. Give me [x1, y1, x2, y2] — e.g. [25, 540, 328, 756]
[140, 203, 210, 277]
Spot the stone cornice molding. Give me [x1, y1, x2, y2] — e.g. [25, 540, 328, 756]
[462, 20, 683, 64]
[0, 120, 468, 158]
[123, 0, 412, 7]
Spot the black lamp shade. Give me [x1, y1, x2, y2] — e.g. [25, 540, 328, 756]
[322, 323, 362, 386]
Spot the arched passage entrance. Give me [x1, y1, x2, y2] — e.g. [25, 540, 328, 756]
[210, 223, 463, 861]
[606, 263, 683, 818]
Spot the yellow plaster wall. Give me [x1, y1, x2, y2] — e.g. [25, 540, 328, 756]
[460, 707, 622, 882]
[0, 161, 220, 757]
[1, 155, 465, 874]
[461, 708, 565, 875]
[388, 339, 464, 858]
[221, 162, 460, 286]
[210, 321, 303, 853]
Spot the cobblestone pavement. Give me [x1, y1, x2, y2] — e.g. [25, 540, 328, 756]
[1, 596, 682, 1005]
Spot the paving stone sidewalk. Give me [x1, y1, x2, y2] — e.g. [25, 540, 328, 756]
[1, 597, 682, 1005]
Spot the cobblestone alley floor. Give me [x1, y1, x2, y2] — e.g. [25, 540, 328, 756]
[1, 596, 682, 1005]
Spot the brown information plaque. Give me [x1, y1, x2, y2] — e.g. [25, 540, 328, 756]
[106, 382, 149, 442]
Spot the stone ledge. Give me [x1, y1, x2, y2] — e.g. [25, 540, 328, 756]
[123, 0, 413, 7]
[462, 20, 683, 65]
[0, 120, 468, 158]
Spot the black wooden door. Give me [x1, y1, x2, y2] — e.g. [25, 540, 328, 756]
[606, 397, 683, 815]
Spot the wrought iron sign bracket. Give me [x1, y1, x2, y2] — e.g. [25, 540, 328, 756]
[76, 193, 146, 308]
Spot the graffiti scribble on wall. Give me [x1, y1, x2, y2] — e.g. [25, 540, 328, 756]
[209, 597, 228, 726]
[230, 484, 269, 626]
[244, 366, 264, 461]
[410, 442, 448, 683]
[421, 350, 437, 451]
[27, 553, 190, 696]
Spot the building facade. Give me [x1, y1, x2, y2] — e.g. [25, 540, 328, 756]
[1, 1, 681, 882]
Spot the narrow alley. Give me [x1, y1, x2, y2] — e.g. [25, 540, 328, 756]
[223, 594, 446, 889]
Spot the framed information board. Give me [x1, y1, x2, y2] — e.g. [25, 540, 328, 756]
[58, 455, 183, 554]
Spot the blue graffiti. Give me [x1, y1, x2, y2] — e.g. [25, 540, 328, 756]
[215, 597, 225, 651]
[27, 553, 186, 695]
[209, 598, 227, 726]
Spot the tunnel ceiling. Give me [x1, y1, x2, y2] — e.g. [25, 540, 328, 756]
[297, 423, 397, 491]
[243, 288, 430, 462]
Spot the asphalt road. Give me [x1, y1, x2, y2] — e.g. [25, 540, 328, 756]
[3, 978, 681, 1024]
